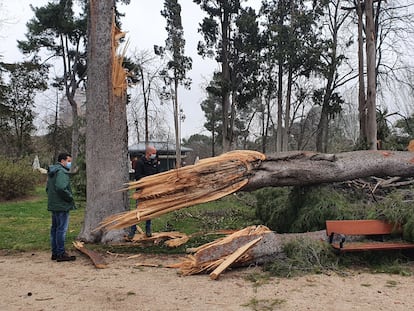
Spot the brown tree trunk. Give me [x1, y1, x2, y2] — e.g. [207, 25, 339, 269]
[276, 62, 283, 152]
[357, 0, 367, 145]
[283, 67, 292, 152]
[365, 0, 377, 150]
[221, 8, 231, 152]
[243, 150, 414, 191]
[78, 0, 129, 243]
[195, 230, 327, 267]
[173, 77, 181, 168]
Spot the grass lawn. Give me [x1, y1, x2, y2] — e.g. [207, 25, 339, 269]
[0, 186, 258, 252]
[0, 187, 84, 251]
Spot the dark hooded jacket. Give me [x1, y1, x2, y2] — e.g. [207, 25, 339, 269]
[46, 163, 75, 212]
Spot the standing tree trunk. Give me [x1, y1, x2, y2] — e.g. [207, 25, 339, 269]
[78, 0, 129, 243]
[221, 7, 232, 153]
[365, 0, 377, 150]
[357, 0, 367, 145]
[276, 62, 283, 152]
[173, 77, 181, 168]
[283, 67, 293, 152]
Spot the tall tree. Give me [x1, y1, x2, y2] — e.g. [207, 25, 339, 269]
[18, 0, 87, 167]
[0, 61, 48, 157]
[261, 0, 326, 152]
[194, 0, 241, 152]
[128, 49, 165, 144]
[315, 0, 352, 152]
[78, 1, 129, 243]
[201, 74, 223, 156]
[365, 0, 377, 150]
[157, 0, 192, 168]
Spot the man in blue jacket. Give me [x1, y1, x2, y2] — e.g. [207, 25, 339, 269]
[46, 153, 76, 262]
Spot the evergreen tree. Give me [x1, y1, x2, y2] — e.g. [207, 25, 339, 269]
[18, 0, 87, 167]
[0, 61, 48, 157]
[157, 0, 192, 167]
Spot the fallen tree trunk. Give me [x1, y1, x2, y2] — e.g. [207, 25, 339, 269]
[169, 226, 327, 276]
[244, 150, 414, 191]
[97, 150, 414, 231]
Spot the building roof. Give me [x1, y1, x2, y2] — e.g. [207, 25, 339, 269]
[128, 141, 192, 154]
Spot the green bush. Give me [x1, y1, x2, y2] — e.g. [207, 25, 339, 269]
[0, 157, 38, 200]
[71, 151, 86, 199]
[254, 187, 295, 233]
[289, 185, 357, 232]
[264, 238, 338, 277]
[255, 185, 366, 233]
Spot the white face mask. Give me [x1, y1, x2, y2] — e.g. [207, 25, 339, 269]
[66, 161, 72, 169]
[149, 154, 156, 160]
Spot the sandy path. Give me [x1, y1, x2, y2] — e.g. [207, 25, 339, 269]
[1, 251, 413, 311]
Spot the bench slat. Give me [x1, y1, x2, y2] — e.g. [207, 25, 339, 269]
[326, 220, 400, 236]
[331, 242, 414, 252]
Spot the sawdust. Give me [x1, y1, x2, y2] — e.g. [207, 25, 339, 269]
[1, 251, 413, 311]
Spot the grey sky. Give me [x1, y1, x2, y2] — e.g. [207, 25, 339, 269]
[1, 0, 261, 139]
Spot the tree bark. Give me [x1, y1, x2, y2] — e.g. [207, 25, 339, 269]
[78, 0, 129, 243]
[243, 150, 414, 191]
[365, 0, 377, 150]
[221, 7, 231, 152]
[357, 0, 367, 145]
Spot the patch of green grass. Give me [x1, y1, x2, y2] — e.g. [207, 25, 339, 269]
[147, 194, 258, 235]
[244, 272, 272, 292]
[0, 187, 256, 252]
[385, 280, 398, 287]
[242, 297, 285, 311]
[0, 186, 84, 251]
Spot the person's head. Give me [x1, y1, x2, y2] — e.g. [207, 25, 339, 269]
[58, 152, 72, 169]
[145, 145, 157, 160]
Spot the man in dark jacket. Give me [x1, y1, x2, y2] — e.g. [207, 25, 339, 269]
[130, 145, 159, 238]
[46, 152, 76, 262]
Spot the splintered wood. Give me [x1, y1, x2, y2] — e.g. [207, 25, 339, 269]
[73, 241, 108, 269]
[168, 225, 271, 279]
[127, 231, 189, 247]
[97, 150, 265, 232]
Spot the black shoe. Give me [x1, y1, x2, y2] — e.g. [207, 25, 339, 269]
[145, 231, 152, 237]
[51, 254, 57, 260]
[56, 252, 76, 262]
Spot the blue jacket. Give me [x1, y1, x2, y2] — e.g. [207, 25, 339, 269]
[46, 164, 75, 212]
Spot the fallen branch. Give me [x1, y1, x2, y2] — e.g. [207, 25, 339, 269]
[73, 241, 108, 269]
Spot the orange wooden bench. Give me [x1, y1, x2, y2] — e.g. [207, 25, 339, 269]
[325, 220, 414, 252]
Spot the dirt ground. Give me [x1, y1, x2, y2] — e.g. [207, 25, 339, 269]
[1, 251, 414, 311]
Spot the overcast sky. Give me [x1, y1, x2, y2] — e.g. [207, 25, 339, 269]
[1, 0, 261, 139]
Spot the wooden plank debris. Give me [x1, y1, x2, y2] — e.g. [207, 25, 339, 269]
[73, 241, 108, 269]
[210, 236, 262, 280]
[168, 225, 272, 277]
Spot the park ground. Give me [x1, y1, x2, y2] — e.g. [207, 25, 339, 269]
[1, 250, 414, 311]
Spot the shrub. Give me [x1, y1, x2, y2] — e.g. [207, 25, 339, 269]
[289, 185, 357, 232]
[254, 187, 295, 233]
[71, 152, 86, 199]
[0, 157, 38, 200]
[264, 238, 338, 277]
[255, 185, 358, 233]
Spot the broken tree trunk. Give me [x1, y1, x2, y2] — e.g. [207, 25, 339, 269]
[169, 226, 327, 276]
[244, 150, 414, 191]
[97, 150, 414, 231]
